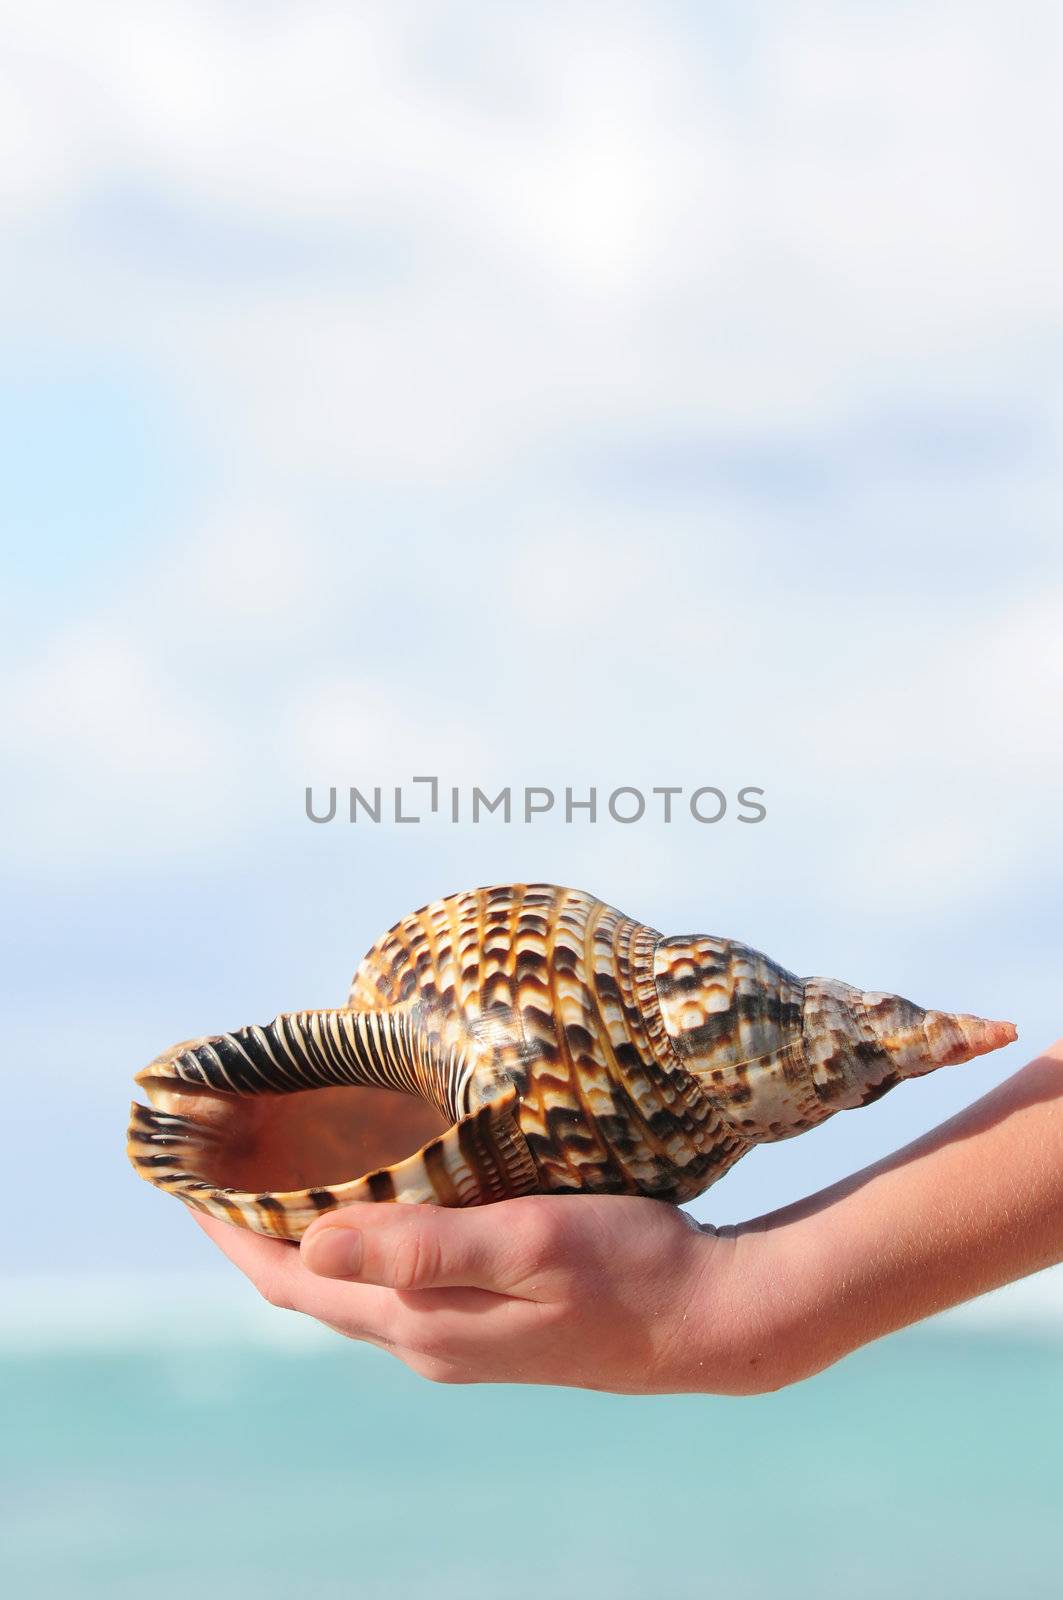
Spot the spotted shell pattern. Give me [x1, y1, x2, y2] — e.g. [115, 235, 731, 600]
[127, 883, 1015, 1239]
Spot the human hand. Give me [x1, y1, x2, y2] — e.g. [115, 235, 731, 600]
[193, 1194, 786, 1394]
[193, 1046, 1063, 1393]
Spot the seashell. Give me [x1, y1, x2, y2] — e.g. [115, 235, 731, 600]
[127, 883, 1016, 1239]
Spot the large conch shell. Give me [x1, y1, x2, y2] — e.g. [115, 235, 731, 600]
[128, 883, 1015, 1238]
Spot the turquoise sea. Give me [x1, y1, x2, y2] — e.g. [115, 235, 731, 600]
[3, 1318, 1060, 1599]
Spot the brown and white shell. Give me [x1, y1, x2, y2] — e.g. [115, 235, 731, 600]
[127, 883, 1015, 1239]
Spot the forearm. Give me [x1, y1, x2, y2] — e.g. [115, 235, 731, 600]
[742, 1041, 1063, 1387]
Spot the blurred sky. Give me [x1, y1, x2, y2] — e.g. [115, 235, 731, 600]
[2, 2, 1061, 1295]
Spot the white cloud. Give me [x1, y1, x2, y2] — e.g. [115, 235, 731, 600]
[0, 625, 232, 870]
[798, 588, 1063, 913]
[0, 495, 337, 870]
[141, 499, 323, 640]
[3, 0, 1061, 479]
[3, 480, 1060, 923]
[289, 674, 495, 782]
[4, 629, 214, 779]
[1, 0, 1060, 916]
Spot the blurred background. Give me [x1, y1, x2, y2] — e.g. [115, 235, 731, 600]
[2, 2, 1061, 1595]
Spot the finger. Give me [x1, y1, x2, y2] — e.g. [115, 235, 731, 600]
[300, 1197, 573, 1297]
[193, 1210, 295, 1290]
[389, 1294, 552, 1385]
[191, 1211, 400, 1346]
[192, 1208, 538, 1378]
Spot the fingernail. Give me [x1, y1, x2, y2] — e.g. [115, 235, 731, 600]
[305, 1226, 363, 1278]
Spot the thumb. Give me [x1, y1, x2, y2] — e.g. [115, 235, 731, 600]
[300, 1201, 553, 1296]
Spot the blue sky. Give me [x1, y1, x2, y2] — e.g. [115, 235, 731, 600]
[2, 2, 1061, 1300]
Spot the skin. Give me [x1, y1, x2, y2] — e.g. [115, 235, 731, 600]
[194, 1038, 1063, 1394]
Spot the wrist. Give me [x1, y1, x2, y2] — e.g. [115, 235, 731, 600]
[672, 1222, 822, 1395]
[725, 1215, 853, 1393]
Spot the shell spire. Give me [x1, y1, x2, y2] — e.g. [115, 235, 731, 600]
[127, 883, 1017, 1238]
[800, 978, 1016, 1113]
[862, 992, 1017, 1070]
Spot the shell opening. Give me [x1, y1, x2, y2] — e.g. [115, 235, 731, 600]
[134, 1077, 451, 1195]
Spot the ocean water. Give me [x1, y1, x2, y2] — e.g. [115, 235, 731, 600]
[2, 1309, 1060, 1600]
